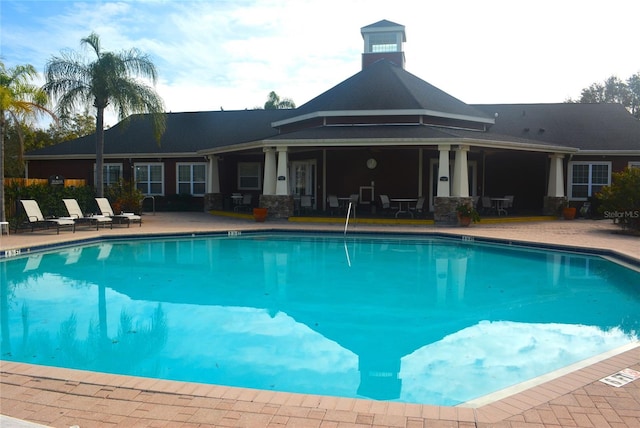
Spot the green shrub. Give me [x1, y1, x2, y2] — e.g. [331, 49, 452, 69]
[5, 183, 97, 224]
[104, 179, 143, 214]
[596, 167, 640, 233]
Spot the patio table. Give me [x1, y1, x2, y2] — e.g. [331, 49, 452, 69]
[491, 197, 510, 216]
[390, 198, 417, 218]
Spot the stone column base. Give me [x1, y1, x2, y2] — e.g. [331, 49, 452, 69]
[543, 196, 565, 216]
[434, 196, 473, 226]
[259, 195, 294, 219]
[204, 193, 223, 211]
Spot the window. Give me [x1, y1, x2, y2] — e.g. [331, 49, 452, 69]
[104, 163, 122, 186]
[368, 33, 397, 53]
[629, 161, 640, 170]
[93, 163, 122, 187]
[135, 163, 164, 195]
[237, 162, 261, 190]
[177, 163, 206, 195]
[568, 162, 611, 200]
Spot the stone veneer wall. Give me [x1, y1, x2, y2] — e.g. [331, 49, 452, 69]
[543, 196, 565, 216]
[204, 193, 224, 211]
[259, 195, 294, 219]
[434, 196, 473, 226]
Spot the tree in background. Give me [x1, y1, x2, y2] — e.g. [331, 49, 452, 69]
[263, 91, 296, 109]
[567, 72, 640, 119]
[47, 110, 96, 143]
[44, 32, 165, 198]
[3, 111, 97, 177]
[0, 61, 56, 222]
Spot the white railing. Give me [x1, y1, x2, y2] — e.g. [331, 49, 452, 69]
[344, 202, 356, 235]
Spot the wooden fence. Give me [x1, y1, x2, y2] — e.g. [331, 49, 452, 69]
[4, 178, 87, 187]
[3, 178, 88, 219]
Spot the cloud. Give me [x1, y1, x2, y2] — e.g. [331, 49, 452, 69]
[2, 0, 639, 127]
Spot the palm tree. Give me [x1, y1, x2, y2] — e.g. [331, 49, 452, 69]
[0, 61, 56, 222]
[44, 32, 166, 197]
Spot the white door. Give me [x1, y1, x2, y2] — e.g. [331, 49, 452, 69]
[290, 161, 317, 208]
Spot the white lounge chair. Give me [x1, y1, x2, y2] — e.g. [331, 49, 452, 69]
[63, 198, 113, 230]
[95, 198, 142, 227]
[19, 199, 75, 234]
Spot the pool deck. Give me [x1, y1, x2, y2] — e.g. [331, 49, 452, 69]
[1, 212, 639, 428]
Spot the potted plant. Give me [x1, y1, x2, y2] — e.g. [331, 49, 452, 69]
[456, 203, 480, 226]
[253, 207, 268, 222]
[561, 199, 576, 220]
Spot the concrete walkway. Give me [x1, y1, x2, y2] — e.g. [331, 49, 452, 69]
[1, 212, 639, 427]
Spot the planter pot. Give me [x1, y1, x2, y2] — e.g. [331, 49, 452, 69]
[458, 215, 472, 227]
[253, 208, 268, 222]
[562, 207, 576, 220]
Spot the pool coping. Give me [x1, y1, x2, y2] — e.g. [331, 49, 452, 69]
[3, 227, 640, 268]
[2, 345, 640, 426]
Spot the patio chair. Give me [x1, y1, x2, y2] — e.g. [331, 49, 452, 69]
[481, 197, 494, 215]
[379, 195, 398, 215]
[95, 198, 142, 227]
[409, 196, 426, 217]
[300, 195, 313, 214]
[503, 195, 514, 213]
[18, 199, 75, 234]
[327, 195, 340, 215]
[234, 193, 252, 212]
[63, 199, 113, 230]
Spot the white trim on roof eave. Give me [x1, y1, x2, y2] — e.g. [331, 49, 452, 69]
[361, 25, 406, 34]
[25, 152, 200, 161]
[574, 150, 640, 156]
[198, 141, 263, 156]
[463, 138, 577, 153]
[251, 137, 577, 153]
[271, 109, 495, 128]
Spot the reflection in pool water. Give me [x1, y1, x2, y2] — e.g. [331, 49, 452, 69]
[1, 234, 639, 406]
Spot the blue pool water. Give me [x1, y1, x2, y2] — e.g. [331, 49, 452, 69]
[1, 233, 639, 406]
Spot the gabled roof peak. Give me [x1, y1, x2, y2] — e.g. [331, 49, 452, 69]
[361, 19, 405, 31]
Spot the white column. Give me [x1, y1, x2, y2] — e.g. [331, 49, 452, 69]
[547, 154, 565, 197]
[450, 256, 468, 301]
[437, 145, 450, 197]
[275, 146, 289, 195]
[452, 145, 470, 197]
[207, 156, 220, 193]
[435, 258, 448, 305]
[263, 147, 277, 195]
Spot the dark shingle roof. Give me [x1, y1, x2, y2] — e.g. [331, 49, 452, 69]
[474, 103, 640, 151]
[286, 60, 493, 124]
[26, 109, 294, 157]
[267, 124, 576, 152]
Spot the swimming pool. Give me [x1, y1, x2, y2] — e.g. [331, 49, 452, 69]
[1, 232, 639, 406]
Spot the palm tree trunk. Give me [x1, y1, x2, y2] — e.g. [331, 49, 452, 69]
[95, 107, 105, 198]
[0, 111, 6, 223]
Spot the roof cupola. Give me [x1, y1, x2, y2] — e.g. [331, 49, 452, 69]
[361, 20, 406, 70]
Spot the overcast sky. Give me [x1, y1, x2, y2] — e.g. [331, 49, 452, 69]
[2, 0, 639, 127]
